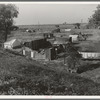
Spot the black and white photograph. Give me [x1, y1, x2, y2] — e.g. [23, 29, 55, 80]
[0, 1, 100, 96]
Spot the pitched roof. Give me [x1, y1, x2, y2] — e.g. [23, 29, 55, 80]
[4, 39, 17, 45]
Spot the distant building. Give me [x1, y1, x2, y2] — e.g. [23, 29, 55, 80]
[60, 28, 71, 32]
[69, 35, 79, 43]
[22, 47, 57, 61]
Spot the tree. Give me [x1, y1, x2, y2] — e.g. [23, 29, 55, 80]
[0, 4, 18, 42]
[88, 5, 100, 28]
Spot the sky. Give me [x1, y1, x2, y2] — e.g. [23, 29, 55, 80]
[12, 3, 98, 25]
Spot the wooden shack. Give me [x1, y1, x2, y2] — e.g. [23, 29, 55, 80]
[69, 35, 78, 43]
[22, 47, 57, 61]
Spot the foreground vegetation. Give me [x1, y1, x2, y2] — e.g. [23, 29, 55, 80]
[0, 48, 100, 95]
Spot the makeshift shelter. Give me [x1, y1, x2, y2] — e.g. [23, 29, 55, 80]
[22, 47, 56, 61]
[69, 35, 78, 42]
[4, 39, 21, 49]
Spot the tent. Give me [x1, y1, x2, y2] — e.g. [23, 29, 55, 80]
[4, 39, 21, 49]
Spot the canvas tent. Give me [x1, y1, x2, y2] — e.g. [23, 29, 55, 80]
[4, 39, 21, 49]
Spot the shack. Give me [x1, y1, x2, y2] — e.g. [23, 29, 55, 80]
[69, 35, 79, 43]
[23, 38, 58, 60]
[22, 47, 57, 61]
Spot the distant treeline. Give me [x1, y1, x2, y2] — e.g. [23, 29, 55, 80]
[18, 23, 88, 31]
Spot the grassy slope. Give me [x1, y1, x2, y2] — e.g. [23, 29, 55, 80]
[0, 49, 100, 95]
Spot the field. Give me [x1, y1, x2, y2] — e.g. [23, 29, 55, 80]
[1, 24, 100, 95]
